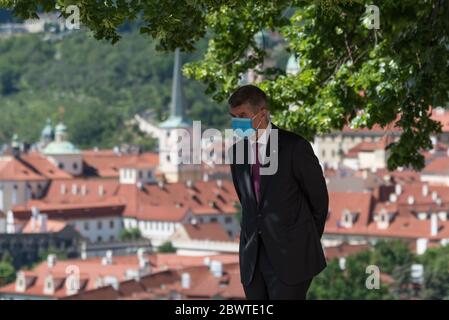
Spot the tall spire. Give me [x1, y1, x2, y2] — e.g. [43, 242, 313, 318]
[160, 48, 191, 128]
[171, 48, 184, 119]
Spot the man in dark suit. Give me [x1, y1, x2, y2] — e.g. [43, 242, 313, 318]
[228, 85, 329, 300]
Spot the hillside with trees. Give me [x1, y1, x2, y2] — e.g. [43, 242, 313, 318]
[0, 27, 229, 149]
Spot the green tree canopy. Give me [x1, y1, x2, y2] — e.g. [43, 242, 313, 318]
[3, 0, 449, 170]
[157, 240, 176, 253]
[0, 251, 16, 285]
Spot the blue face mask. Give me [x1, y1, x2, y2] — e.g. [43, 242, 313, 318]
[231, 110, 264, 138]
[231, 117, 255, 138]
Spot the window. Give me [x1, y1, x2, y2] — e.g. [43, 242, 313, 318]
[12, 185, 18, 205]
[97, 221, 102, 230]
[138, 171, 143, 179]
[109, 220, 114, 229]
[97, 236, 102, 242]
[84, 221, 89, 231]
[110, 235, 115, 241]
[73, 162, 78, 170]
[225, 217, 232, 224]
[210, 217, 218, 223]
[59, 163, 64, 169]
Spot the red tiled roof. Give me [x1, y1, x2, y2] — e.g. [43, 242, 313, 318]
[423, 157, 449, 174]
[12, 202, 125, 221]
[183, 263, 244, 299]
[0, 253, 239, 299]
[324, 243, 371, 260]
[21, 152, 72, 179]
[182, 222, 231, 242]
[28, 179, 238, 221]
[0, 156, 45, 181]
[82, 151, 158, 177]
[431, 107, 449, 132]
[325, 186, 449, 240]
[22, 218, 67, 233]
[346, 140, 389, 158]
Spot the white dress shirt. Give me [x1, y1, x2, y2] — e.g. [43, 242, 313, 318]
[249, 122, 271, 166]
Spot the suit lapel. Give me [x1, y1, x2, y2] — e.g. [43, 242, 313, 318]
[258, 124, 282, 209]
[238, 138, 258, 210]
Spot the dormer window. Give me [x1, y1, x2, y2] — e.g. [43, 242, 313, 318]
[376, 209, 391, 229]
[417, 212, 428, 220]
[341, 209, 358, 228]
[43, 275, 55, 295]
[15, 272, 26, 292]
[438, 212, 448, 221]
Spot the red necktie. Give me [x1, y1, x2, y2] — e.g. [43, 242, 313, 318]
[252, 141, 261, 202]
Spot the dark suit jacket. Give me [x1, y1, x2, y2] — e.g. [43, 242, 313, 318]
[230, 123, 328, 286]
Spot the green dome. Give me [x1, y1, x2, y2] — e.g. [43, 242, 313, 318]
[11, 133, 20, 148]
[43, 141, 80, 155]
[160, 116, 192, 129]
[55, 122, 67, 134]
[41, 118, 54, 138]
[286, 54, 301, 75]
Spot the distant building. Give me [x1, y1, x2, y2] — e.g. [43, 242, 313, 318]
[324, 182, 449, 254]
[43, 122, 83, 176]
[0, 224, 81, 270]
[158, 48, 201, 183]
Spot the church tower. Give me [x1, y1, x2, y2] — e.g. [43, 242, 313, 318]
[158, 48, 201, 183]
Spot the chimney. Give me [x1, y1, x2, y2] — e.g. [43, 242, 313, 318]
[186, 180, 194, 189]
[80, 241, 87, 260]
[431, 213, 438, 236]
[190, 217, 198, 226]
[72, 184, 78, 195]
[98, 184, 104, 196]
[216, 179, 223, 189]
[430, 136, 437, 146]
[81, 185, 87, 196]
[395, 184, 402, 195]
[181, 272, 191, 289]
[407, 196, 415, 205]
[431, 191, 438, 201]
[209, 260, 223, 277]
[38, 214, 47, 233]
[31, 206, 39, 231]
[208, 200, 218, 209]
[158, 180, 165, 189]
[422, 184, 429, 197]
[362, 170, 368, 179]
[203, 173, 209, 182]
[389, 193, 397, 203]
[47, 254, 57, 268]
[6, 210, 15, 234]
[102, 250, 113, 265]
[203, 257, 211, 266]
